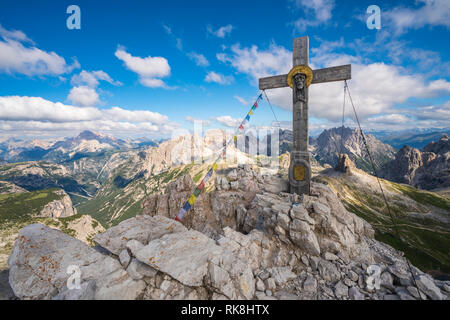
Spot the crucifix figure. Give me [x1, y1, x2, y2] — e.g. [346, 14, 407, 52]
[259, 36, 351, 195]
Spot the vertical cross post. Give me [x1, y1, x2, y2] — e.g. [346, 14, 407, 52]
[259, 36, 351, 196]
[290, 36, 310, 195]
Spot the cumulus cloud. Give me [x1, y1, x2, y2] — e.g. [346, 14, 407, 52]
[212, 115, 242, 127]
[266, 63, 450, 121]
[0, 95, 178, 136]
[71, 70, 122, 87]
[115, 46, 171, 88]
[205, 71, 234, 85]
[187, 52, 210, 67]
[0, 24, 79, 76]
[207, 24, 233, 38]
[67, 86, 100, 107]
[217, 43, 291, 84]
[385, 0, 450, 34]
[290, 0, 335, 32]
[218, 41, 450, 130]
[410, 101, 450, 121]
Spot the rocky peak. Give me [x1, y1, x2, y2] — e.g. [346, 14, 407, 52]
[6, 166, 450, 300]
[422, 135, 450, 155]
[314, 126, 395, 171]
[335, 154, 356, 173]
[380, 137, 449, 190]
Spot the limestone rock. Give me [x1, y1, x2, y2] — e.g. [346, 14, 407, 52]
[303, 275, 317, 292]
[415, 275, 444, 300]
[134, 229, 221, 287]
[94, 215, 187, 255]
[348, 286, 364, 300]
[334, 281, 348, 299]
[268, 266, 296, 286]
[39, 189, 76, 218]
[8, 224, 144, 300]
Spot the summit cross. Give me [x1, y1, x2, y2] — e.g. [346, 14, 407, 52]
[259, 36, 351, 195]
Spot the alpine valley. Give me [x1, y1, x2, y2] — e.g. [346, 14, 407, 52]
[0, 128, 449, 300]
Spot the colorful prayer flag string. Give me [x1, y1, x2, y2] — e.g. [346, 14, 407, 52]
[175, 92, 264, 222]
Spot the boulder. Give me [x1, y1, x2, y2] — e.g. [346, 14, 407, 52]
[94, 215, 187, 255]
[268, 267, 297, 286]
[134, 230, 221, 287]
[8, 224, 144, 300]
[415, 275, 444, 300]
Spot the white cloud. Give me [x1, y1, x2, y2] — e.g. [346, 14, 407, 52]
[67, 86, 100, 107]
[234, 95, 249, 106]
[115, 46, 171, 88]
[266, 63, 450, 121]
[205, 71, 234, 85]
[176, 38, 183, 51]
[367, 114, 411, 124]
[217, 43, 291, 84]
[219, 42, 450, 129]
[71, 70, 122, 87]
[212, 115, 242, 127]
[0, 95, 178, 136]
[0, 24, 33, 44]
[207, 24, 233, 38]
[162, 24, 172, 35]
[411, 101, 450, 121]
[187, 52, 210, 67]
[185, 116, 211, 126]
[291, 0, 335, 32]
[385, 0, 450, 34]
[0, 24, 79, 76]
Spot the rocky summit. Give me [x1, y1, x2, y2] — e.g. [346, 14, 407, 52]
[7, 165, 450, 300]
[380, 135, 450, 190]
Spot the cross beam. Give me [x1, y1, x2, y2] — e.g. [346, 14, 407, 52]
[258, 36, 351, 196]
[259, 65, 352, 90]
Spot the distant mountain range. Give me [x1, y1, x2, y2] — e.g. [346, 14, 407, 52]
[371, 129, 449, 150]
[0, 130, 158, 163]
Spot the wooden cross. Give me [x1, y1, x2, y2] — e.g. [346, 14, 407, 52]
[259, 36, 351, 195]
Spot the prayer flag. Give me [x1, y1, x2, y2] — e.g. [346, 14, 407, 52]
[183, 202, 191, 211]
[188, 194, 196, 205]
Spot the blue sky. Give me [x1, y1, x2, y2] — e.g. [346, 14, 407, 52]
[0, 0, 449, 139]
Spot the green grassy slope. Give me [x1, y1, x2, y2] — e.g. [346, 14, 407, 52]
[77, 163, 206, 228]
[315, 171, 450, 278]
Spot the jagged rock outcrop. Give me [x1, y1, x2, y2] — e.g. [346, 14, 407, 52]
[335, 154, 355, 173]
[39, 190, 76, 218]
[142, 164, 288, 237]
[380, 135, 450, 190]
[314, 127, 395, 171]
[8, 167, 450, 300]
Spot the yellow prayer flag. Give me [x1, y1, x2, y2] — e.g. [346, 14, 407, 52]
[233, 135, 237, 142]
[212, 162, 218, 171]
[248, 110, 254, 115]
[188, 194, 197, 205]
